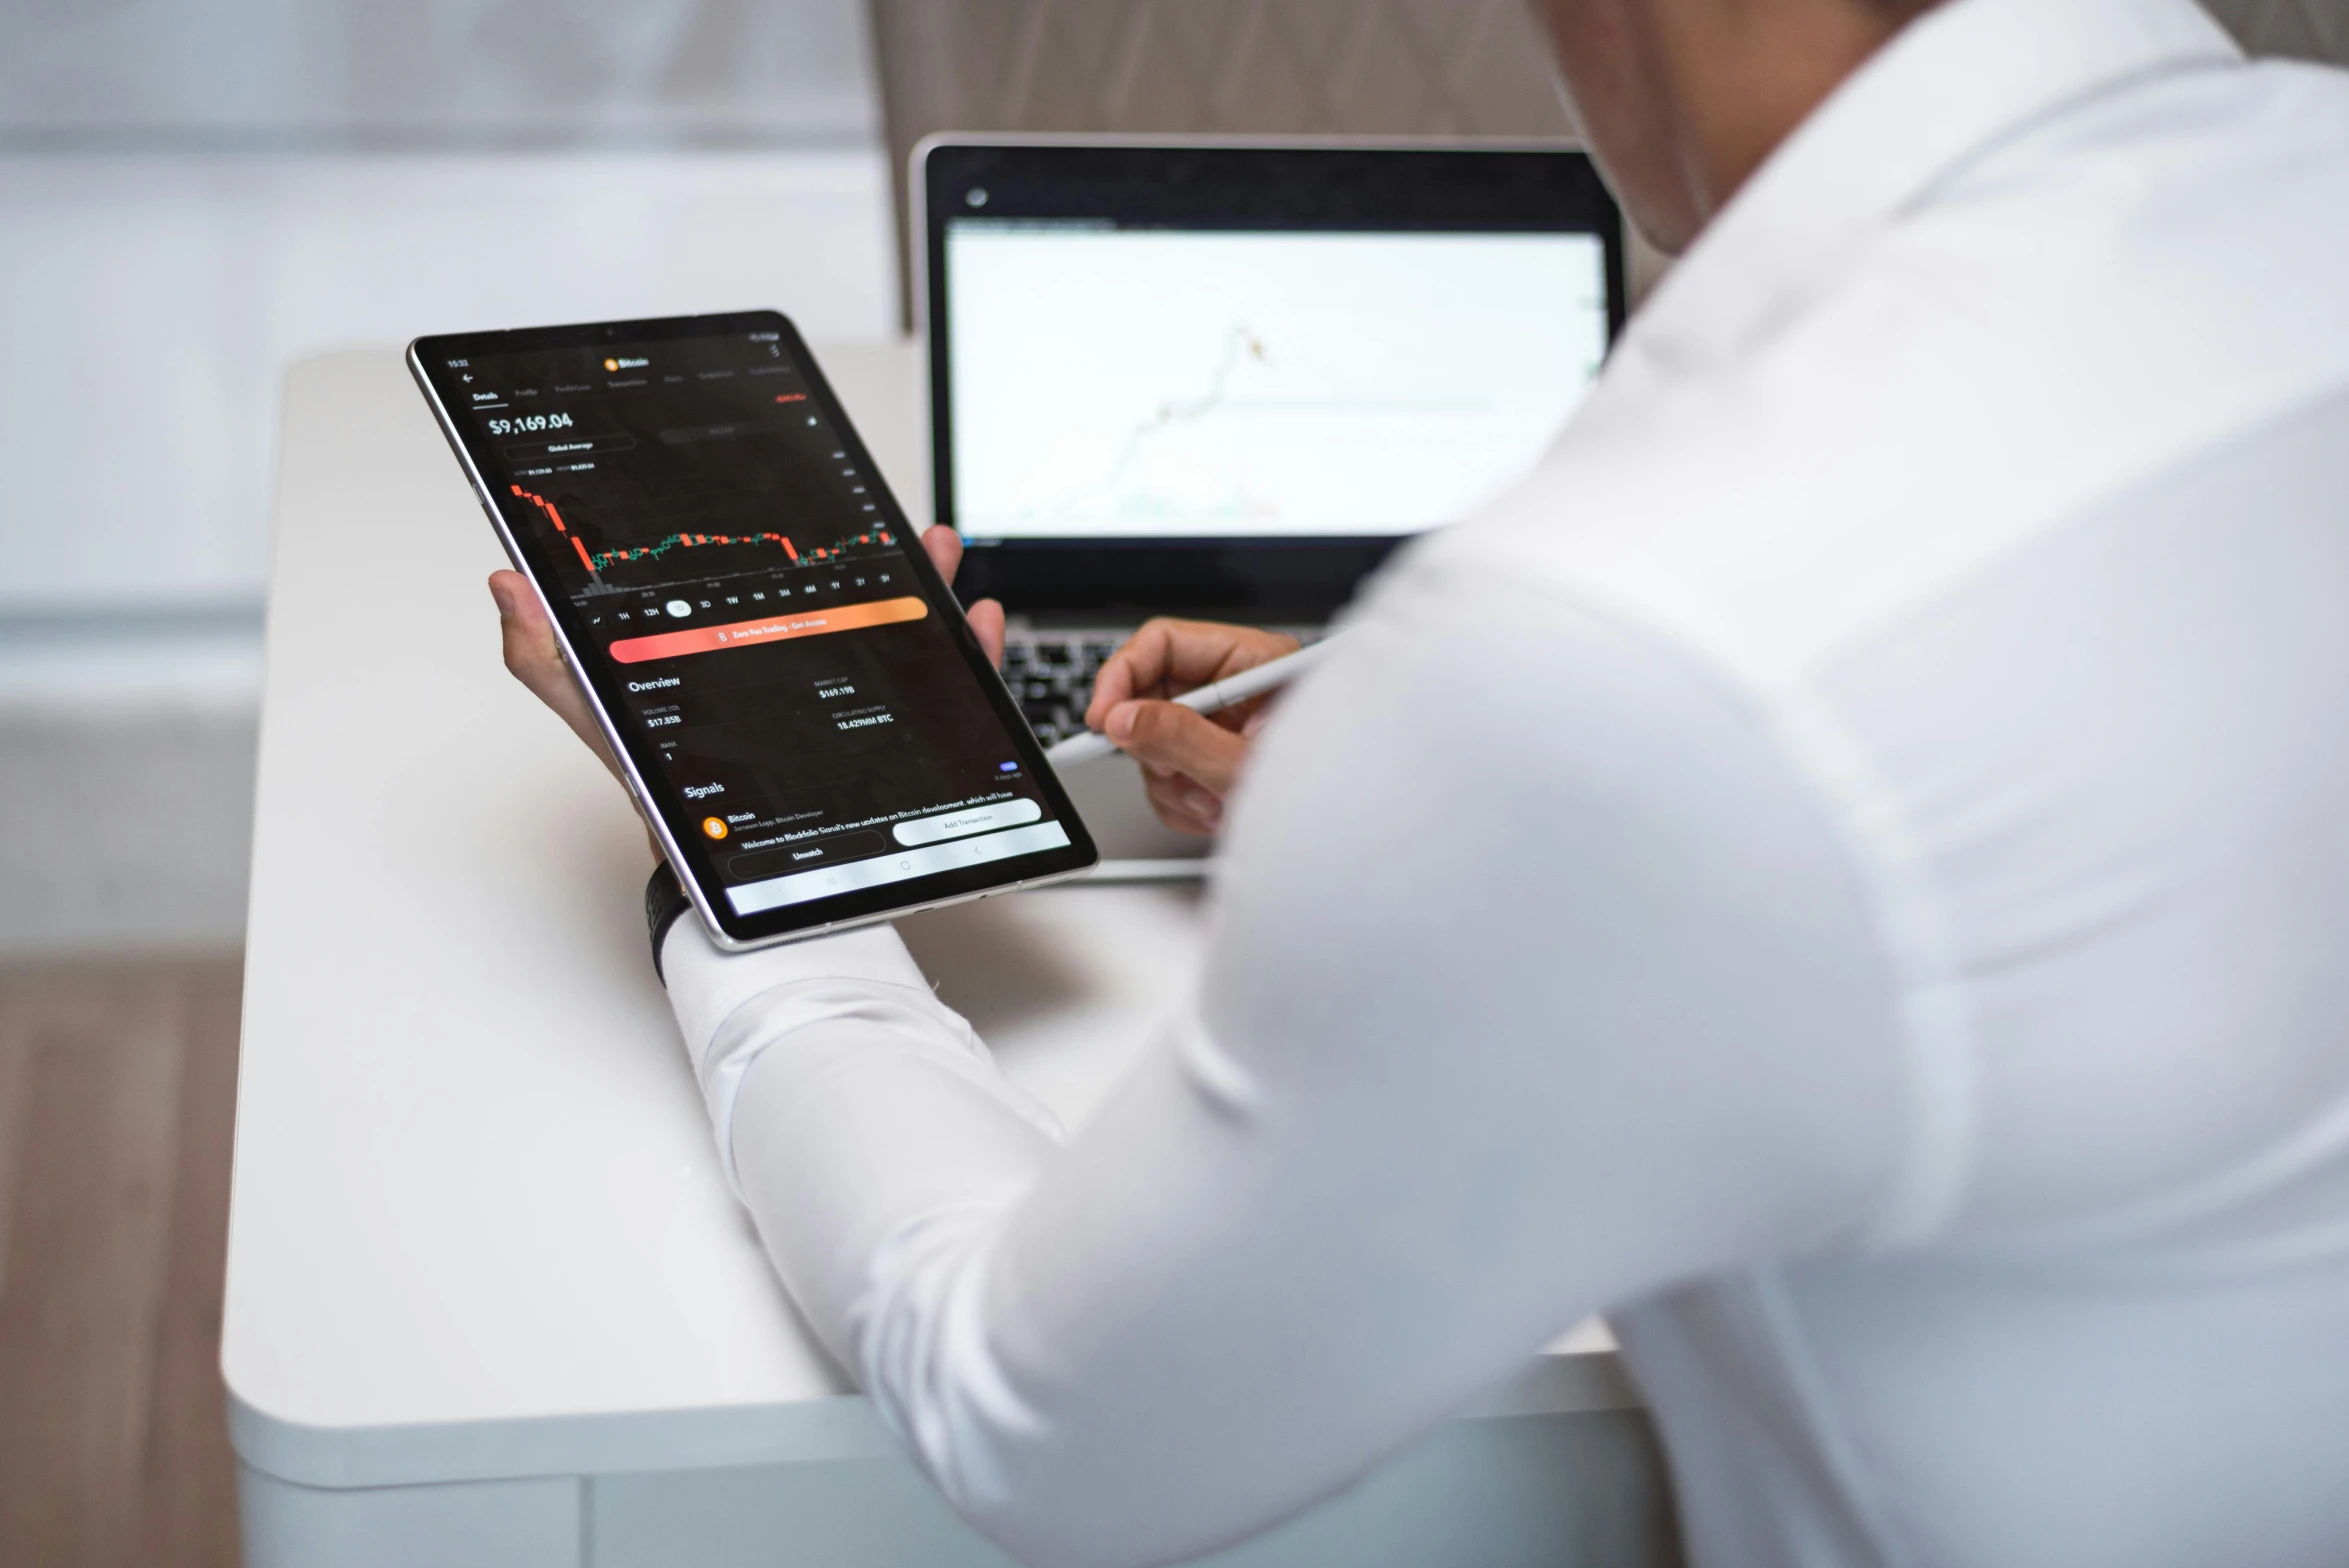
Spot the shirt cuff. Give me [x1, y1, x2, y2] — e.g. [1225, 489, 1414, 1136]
[660, 918, 1023, 1202]
[660, 917, 934, 1058]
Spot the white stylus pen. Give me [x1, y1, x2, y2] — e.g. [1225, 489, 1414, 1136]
[1042, 637, 1337, 766]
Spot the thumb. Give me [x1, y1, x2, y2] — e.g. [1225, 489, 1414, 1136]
[1106, 700, 1250, 796]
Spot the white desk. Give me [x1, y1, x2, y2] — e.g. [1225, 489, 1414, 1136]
[224, 346, 1672, 1568]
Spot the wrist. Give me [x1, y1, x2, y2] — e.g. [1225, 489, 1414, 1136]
[645, 861, 692, 982]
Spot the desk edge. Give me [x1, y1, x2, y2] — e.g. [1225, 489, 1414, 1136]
[226, 1349, 1639, 1490]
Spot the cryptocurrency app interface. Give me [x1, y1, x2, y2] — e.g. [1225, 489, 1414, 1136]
[436, 329, 1072, 919]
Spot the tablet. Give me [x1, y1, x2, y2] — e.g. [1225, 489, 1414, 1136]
[409, 311, 1098, 950]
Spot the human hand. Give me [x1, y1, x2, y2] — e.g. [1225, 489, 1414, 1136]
[1082, 618, 1302, 836]
[487, 522, 1005, 803]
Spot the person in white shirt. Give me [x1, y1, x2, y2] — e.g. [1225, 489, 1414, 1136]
[485, 0, 2349, 1562]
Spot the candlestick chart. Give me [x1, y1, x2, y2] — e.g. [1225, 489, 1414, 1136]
[508, 483, 894, 595]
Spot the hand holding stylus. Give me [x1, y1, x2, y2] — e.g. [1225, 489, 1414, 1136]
[1065, 619, 1309, 837]
[1045, 640, 1331, 767]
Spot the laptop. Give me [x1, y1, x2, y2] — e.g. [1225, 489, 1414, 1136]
[915, 138, 1627, 871]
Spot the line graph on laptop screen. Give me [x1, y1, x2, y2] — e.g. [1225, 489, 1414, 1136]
[945, 225, 1609, 539]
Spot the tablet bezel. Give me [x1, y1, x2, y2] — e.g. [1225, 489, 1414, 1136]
[409, 309, 1099, 950]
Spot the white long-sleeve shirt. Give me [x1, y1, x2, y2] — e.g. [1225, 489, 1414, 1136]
[659, 1, 2349, 1562]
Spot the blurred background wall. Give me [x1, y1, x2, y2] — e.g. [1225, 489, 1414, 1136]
[0, 0, 891, 951]
[0, 0, 2337, 955]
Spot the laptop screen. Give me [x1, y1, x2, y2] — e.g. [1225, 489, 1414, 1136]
[944, 224, 1610, 541]
[921, 142, 1625, 617]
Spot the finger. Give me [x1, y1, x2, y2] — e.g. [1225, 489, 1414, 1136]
[919, 522, 963, 584]
[918, 526, 1006, 665]
[490, 572, 619, 775]
[490, 571, 565, 698]
[1094, 619, 1255, 702]
[1106, 699, 1252, 796]
[1085, 621, 1170, 718]
[966, 597, 1006, 667]
[1141, 770, 1220, 837]
[1143, 770, 1224, 837]
[1087, 619, 1300, 731]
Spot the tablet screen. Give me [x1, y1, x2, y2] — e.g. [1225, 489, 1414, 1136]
[412, 313, 1094, 945]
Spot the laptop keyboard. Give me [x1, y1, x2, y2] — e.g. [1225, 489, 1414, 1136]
[1002, 634, 1121, 746]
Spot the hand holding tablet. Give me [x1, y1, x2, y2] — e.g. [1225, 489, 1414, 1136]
[414, 311, 1096, 950]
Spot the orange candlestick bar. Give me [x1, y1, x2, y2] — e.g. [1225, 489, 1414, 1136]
[511, 485, 569, 532]
[606, 596, 929, 665]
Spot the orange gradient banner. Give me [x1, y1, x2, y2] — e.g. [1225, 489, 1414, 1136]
[607, 596, 929, 664]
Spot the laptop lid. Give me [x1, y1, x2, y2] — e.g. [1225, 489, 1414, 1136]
[917, 138, 1626, 622]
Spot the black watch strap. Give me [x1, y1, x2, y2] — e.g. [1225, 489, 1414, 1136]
[644, 862, 692, 984]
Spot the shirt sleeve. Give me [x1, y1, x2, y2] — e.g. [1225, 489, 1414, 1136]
[662, 551, 1914, 1568]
